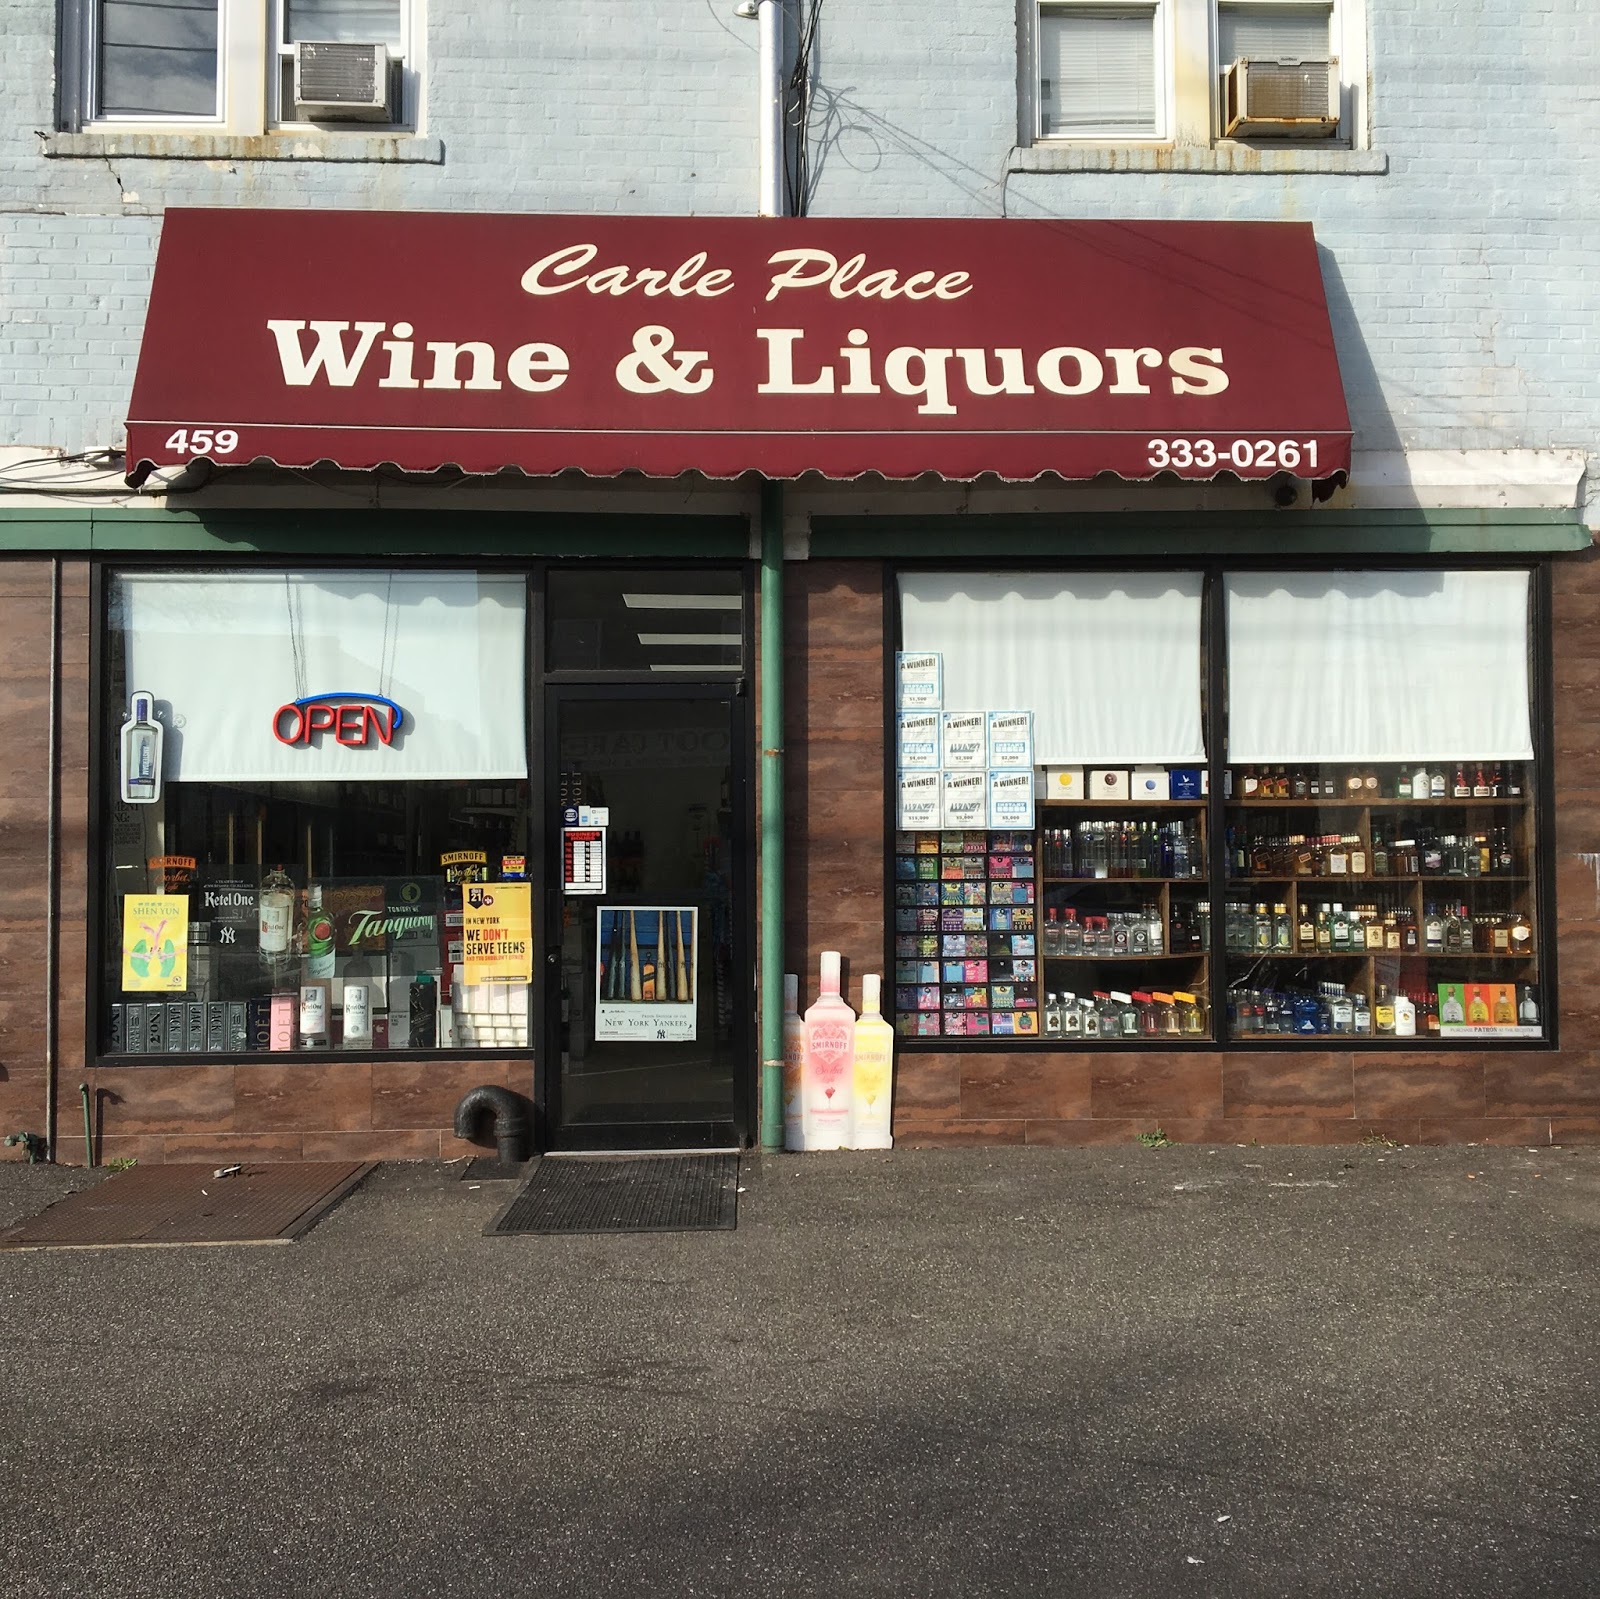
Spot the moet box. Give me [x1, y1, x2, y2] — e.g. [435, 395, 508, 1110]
[988, 768, 1036, 828]
[940, 711, 988, 769]
[941, 769, 987, 828]
[896, 710, 941, 770]
[895, 651, 942, 710]
[897, 770, 942, 830]
[987, 711, 1034, 768]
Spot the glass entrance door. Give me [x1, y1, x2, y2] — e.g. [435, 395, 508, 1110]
[545, 688, 747, 1148]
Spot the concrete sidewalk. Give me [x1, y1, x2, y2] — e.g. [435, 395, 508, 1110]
[1, 1143, 1596, 1598]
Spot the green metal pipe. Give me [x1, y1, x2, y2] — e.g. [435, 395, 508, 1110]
[758, 480, 785, 1150]
[79, 1082, 93, 1170]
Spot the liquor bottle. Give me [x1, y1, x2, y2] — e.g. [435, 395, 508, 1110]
[1411, 764, 1430, 801]
[1440, 985, 1465, 1025]
[1344, 768, 1364, 798]
[1374, 984, 1396, 1035]
[259, 865, 295, 977]
[1372, 829, 1390, 877]
[1424, 902, 1444, 953]
[851, 974, 894, 1150]
[1518, 985, 1540, 1026]
[1292, 767, 1309, 800]
[301, 884, 336, 981]
[1468, 986, 1491, 1025]
[1297, 901, 1316, 951]
[1145, 902, 1164, 955]
[1430, 769, 1447, 800]
[801, 951, 855, 1151]
[1352, 991, 1371, 1035]
[1492, 985, 1516, 1027]
[1453, 763, 1471, 799]
[1273, 903, 1292, 951]
[1506, 764, 1524, 798]
[1507, 907, 1534, 957]
[1393, 990, 1416, 1037]
[1043, 992, 1063, 1038]
[781, 973, 806, 1151]
[1473, 765, 1490, 799]
[1363, 770, 1380, 797]
[1490, 764, 1504, 798]
[119, 690, 165, 805]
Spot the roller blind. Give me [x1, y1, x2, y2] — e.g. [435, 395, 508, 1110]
[899, 571, 1207, 766]
[116, 569, 527, 782]
[1038, 8, 1158, 135]
[1217, 3, 1331, 62]
[1225, 569, 1534, 764]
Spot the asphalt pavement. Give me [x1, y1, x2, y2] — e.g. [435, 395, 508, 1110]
[1, 1142, 1596, 1598]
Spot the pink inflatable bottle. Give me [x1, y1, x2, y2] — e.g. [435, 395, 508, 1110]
[802, 951, 855, 1150]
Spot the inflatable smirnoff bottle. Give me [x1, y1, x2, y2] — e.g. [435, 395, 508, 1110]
[851, 973, 894, 1149]
[802, 951, 855, 1150]
[781, 973, 806, 1152]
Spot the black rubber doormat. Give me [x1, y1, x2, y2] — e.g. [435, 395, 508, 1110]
[486, 1154, 739, 1236]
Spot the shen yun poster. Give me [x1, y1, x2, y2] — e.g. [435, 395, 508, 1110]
[595, 906, 698, 1042]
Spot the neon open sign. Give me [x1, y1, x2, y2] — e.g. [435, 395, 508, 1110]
[273, 693, 404, 748]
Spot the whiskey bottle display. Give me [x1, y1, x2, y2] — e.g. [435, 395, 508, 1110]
[1223, 759, 1542, 1043]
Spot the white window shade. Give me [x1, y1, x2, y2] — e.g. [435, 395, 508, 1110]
[899, 572, 1206, 766]
[1217, 3, 1331, 63]
[117, 570, 527, 782]
[1225, 570, 1534, 765]
[1038, 8, 1158, 136]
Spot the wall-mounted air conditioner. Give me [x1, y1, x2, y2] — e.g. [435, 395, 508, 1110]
[293, 42, 393, 122]
[1222, 58, 1340, 139]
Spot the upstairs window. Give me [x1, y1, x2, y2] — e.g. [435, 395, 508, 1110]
[1033, 4, 1165, 141]
[95, 0, 221, 121]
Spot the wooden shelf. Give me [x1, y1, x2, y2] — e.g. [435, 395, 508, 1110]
[1043, 951, 1204, 962]
[1230, 797, 1525, 809]
[1043, 876, 1205, 886]
[1040, 799, 1205, 809]
[1226, 875, 1525, 886]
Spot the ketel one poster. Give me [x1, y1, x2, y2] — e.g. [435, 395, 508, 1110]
[122, 894, 189, 992]
[461, 882, 533, 985]
[126, 213, 1351, 488]
[595, 907, 698, 1043]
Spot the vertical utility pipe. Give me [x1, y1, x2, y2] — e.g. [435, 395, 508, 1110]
[759, 481, 785, 1150]
[756, 0, 784, 217]
[756, 2, 789, 1146]
[79, 1083, 93, 1169]
[45, 558, 61, 1161]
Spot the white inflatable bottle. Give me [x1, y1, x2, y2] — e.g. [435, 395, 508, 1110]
[781, 972, 806, 1151]
[851, 973, 894, 1149]
[802, 950, 855, 1150]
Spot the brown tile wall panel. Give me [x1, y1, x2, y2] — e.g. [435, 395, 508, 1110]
[301, 1129, 443, 1162]
[1223, 1053, 1354, 1116]
[1090, 1053, 1223, 1120]
[1484, 1055, 1600, 1115]
[961, 1053, 1091, 1121]
[892, 1053, 961, 1115]
[234, 1062, 375, 1134]
[895, 1116, 1028, 1147]
[84, 1063, 235, 1134]
[1353, 1058, 1486, 1119]
[1548, 1118, 1600, 1145]
[1023, 1118, 1141, 1146]
[160, 1132, 311, 1163]
[783, 561, 886, 1016]
[372, 1059, 517, 1130]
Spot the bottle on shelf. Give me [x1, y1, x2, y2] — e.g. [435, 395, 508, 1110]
[1374, 984, 1396, 1036]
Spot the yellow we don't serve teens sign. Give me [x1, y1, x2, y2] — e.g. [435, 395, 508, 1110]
[121, 894, 189, 992]
[461, 883, 533, 984]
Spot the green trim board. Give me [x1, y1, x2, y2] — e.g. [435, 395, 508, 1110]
[0, 505, 1589, 557]
[0, 508, 752, 558]
[810, 509, 1591, 557]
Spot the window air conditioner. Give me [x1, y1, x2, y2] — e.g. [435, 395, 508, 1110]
[293, 41, 394, 122]
[1221, 58, 1339, 139]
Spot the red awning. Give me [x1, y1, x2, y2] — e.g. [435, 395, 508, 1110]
[125, 210, 1351, 489]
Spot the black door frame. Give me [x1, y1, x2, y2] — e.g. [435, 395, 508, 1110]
[540, 680, 754, 1151]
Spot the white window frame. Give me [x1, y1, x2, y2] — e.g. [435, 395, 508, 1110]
[1019, 0, 1365, 150]
[1213, 0, 1363, 148]
[1026, 2, 1172, 144]
[269, 0, 419, 132]
[68, 0, 421, 137]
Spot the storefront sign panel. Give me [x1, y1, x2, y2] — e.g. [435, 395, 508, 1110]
[461, 883, 533, 984]
[127, 212, 1351, 486]
[595, 906, 698, 1042]
[121, 894, 189, 992]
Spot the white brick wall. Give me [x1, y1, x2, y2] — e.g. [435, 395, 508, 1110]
[2, 1, 1595, 517]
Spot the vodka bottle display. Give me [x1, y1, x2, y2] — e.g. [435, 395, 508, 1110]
[851, 974, 895, 1149]
[801, 951, 855, 1150]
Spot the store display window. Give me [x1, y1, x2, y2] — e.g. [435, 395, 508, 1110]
[895, 571, 1214, 1042]
[1222, 570, 1544, 1042]
[98, 568, 533, 1058]
[889, 564, 1549, 1049]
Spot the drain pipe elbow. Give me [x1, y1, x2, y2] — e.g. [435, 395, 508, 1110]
[453, 1085, 532, 1166]
[5, 1132, 46, 1165]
